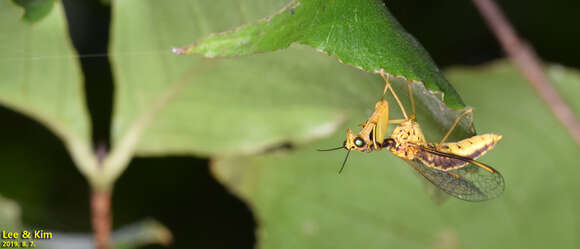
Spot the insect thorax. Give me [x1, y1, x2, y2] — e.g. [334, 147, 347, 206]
[391, 120, 426, 144]
[387, 120, 426, 160]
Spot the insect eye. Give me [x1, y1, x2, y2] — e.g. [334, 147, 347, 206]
[354, 137, 365, 147]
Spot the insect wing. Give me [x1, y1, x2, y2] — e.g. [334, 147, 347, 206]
[417, 170, 451, 205]
[405, 159, 504, 201]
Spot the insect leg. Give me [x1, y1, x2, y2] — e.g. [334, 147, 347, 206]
[407, 81, 416, 119]
[380, 69, 408, 119]
[388, 119, 407, 124]
[438, 107, 474, 145]
[380, 69, 390, 98]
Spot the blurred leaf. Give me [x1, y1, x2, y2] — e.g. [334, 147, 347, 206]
[547, 64, 580, 116]
[41, 219, 172, 249]
[11, 0, 55, 23]
[113, 219, 172, 249]
[212, 61, 580, 249]
[109, 0, 473, 170]
[0, 195, 22, 230]
[0, 2, 96, 182]
[175, 0, 465, 109]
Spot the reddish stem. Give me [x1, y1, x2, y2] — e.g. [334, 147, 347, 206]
[472, 0, 580, 146]
[91, 191, 112, 249]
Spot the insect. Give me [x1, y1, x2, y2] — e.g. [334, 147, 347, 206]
[319, 69, 408, 173]
[381, 80, 505, 201]
[320, 69, 504, 201]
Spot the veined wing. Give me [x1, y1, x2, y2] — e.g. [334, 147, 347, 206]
[405, 159, 504, 202]
[413, 166, 451, 205]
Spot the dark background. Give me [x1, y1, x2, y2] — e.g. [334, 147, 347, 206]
[1, 0, 578, 249]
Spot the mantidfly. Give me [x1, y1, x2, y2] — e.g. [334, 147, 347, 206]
[380, 78, 505, 201]
[318, 69, 409, 173]
[320, 68, 504, 201]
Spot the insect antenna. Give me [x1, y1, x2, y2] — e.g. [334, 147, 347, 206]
[338, 149, 351, 174]
[316, 146, 344, 151]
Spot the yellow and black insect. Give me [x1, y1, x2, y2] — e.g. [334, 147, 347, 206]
[321, 68, 504, 201]
[319, 69, 408, 173]
[380, 80, 504, 201]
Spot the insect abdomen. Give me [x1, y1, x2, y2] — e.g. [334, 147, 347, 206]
[437, 134, 502, 160]
[416, 151, 468, 170]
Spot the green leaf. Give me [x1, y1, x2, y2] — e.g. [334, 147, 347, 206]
[11, 0, 56, 23]
[0, 2, 97, 185]
[0, 195, 22, 231]
[175, 0, 465, 108]
[108, 0, 473, 180]
[212, 61, 580, 249]
[546, 64, 580, 116]
[42, 219, 172, 249]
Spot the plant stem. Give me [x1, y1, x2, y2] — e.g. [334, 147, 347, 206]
[92, 143, 111, 249]
[91, 190, 112, 249]
[472, 0, 580, 147]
